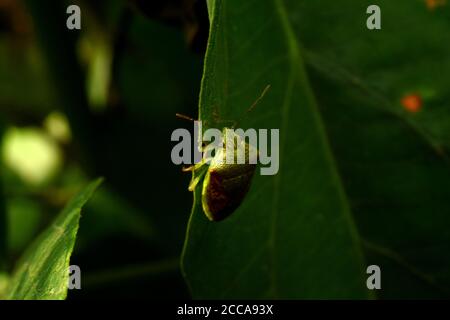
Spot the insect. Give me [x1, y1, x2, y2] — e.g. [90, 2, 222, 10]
[177, 85, 271, 221]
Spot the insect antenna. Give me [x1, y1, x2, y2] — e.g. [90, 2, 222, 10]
[175, 113, 195, 122]
[176, 112, 210, 131]
[232, 84, 271, 128]
[247, 84, 271, 114]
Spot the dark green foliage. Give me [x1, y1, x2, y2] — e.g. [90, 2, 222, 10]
[0, 0, 448, 300]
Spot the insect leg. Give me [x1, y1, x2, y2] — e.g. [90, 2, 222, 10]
[188, 163, 208, 191]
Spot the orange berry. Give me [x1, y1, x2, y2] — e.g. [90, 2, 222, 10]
[426, 0, 447, 10]
[401, 94, 422, 113]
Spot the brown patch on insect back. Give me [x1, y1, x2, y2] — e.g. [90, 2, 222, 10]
[204, 166, 256, 221]
[205, 170, 231, 221]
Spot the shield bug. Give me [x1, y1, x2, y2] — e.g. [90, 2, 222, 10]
[177, 85, 270, 221]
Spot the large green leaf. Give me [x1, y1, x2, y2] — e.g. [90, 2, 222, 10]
[5, 179, 102, 300]
[182, 0, 370, 299]
[287, 0, 450, 298]
[183, 0, 450, 299]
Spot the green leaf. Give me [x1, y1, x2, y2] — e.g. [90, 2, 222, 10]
[182, 0, 450, 299]
[5, 178, 102, 300]
[181, 0, 370, 299]
[287, 0, 450, 298]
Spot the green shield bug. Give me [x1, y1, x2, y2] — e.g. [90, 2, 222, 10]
[178, 85, 270, 222]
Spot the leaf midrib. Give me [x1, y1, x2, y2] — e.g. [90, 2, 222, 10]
[219, 0, 370, 298]
[183, 0, 370, 298]
[270, 0, 369, 298]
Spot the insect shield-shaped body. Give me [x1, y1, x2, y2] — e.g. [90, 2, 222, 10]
[187, 128, 258, 221]
[180, 85, 270, 221]
[202, 128, 258, 221]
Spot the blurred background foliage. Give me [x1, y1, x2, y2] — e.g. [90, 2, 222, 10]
[1, 0, 450, 300]
[0, 0, 208, 298]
